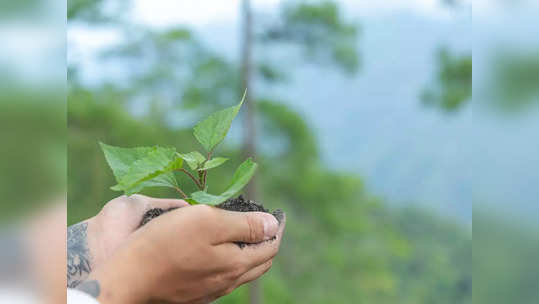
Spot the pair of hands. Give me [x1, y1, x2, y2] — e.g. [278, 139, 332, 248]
[78, 195, 285, 304]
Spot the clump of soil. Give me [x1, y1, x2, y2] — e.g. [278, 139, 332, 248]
[139, 207, 176, 226]
[139, 195, 282, 247]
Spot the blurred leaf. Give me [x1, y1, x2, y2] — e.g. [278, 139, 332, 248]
[177, 151, 206, 170]
[258, 64, 286, 82]
[68, 0, 104, 20]
[191, 158, 257, 205]
[193, 92, 245, 152]
[490, 51, 539, 113]
[262, 1, 360, 73]
[199, 157, 229, 171]
[422, 48, 472, 113]
[161, 27, 191, 41]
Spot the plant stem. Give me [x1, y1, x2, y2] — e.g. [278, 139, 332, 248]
[198, 170, 204, 186]
[178, 168, 204, 190]
[202, 151, 211, 189]
[174, 186, 188, 199]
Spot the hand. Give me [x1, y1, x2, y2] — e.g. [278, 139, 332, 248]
[68, 194, 188, 287]
[90, 194, 189, 266]
[83, 204, 286, 304]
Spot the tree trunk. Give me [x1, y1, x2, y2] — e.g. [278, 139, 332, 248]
[240, 0, 261, 304]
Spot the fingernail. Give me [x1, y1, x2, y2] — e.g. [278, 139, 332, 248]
[263, 214, 279, 240]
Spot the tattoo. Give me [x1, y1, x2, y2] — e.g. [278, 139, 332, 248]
[67, 222, 91, 288]
[76, 280, 101, 298]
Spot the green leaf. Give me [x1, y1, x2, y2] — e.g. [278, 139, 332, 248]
[184, 198, 200, 205]
[111, 172, 178, 194]
[193, 91, 246, 152]
[190, 158, 257, 205]
[118, 148, 182, 195]
[100, 143, 154, 179]
[199, 157, 228, 171]
[177, 151, 206, 170]
[100, 143, 182, 195]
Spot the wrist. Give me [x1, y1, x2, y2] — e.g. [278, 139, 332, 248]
[85, 215, 105, 264]
[87, 239, 155, 304]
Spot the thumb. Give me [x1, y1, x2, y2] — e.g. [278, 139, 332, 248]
[213, 210, 279, 244]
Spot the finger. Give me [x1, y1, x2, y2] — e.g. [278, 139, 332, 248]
[211, 209, 279, 244]
[211, 260, 274, 301]
[216, 211, 286, 270]
[128, 194, 190, 213]
[145, 197, 190, 210]
[235, 259, 273, 287]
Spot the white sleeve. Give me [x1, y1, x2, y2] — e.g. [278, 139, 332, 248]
[67, 288, 100, 304]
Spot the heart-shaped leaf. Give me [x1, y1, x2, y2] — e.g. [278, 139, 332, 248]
[193, 92, 245, 152]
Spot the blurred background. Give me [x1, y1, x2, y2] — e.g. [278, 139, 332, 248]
[64, 0, 537, 303]
[0, 0, 65, 302]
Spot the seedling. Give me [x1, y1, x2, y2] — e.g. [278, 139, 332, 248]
[100, 92, 257, 206]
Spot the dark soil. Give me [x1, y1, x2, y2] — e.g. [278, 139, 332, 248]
[139, 195, 283, 247]
[139, 207, 178, 227]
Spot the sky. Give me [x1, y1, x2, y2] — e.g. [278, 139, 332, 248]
[130, 0, 471, 28]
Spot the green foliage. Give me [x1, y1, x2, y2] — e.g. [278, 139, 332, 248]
[422, 48, 472, 113]
[474, 212, 539, 304]
[258, 63, 286, 82]
[68, 0, 104, 20]
[100, 143, 182, 195]
[177, 151, 206, 170]
[490, 51, 539, 113]
[193, 93, 245, 152]
[177, 151, 228, 171]
[191, 158, 258, 205]
[0, 93, 65, 222]
[161, 28, 192, 41]
[263, 1, 360, 74]
[199, 157, 229, 171]
[99, 95, 256, 205]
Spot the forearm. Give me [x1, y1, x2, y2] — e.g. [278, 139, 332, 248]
[67, 220, 92, 288]
[75, 245, 152, 304]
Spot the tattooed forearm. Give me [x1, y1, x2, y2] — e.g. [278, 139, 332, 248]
[67, 222, 91, 288]
[76, 280, 101, 298]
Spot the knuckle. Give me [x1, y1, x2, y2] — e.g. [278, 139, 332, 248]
[245, 214, 264, 243]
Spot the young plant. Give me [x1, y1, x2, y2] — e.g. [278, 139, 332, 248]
[100, 93, 257, 205]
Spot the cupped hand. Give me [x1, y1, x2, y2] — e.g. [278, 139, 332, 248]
[85, 204, 286, 304]
[88, 195, 189, 273]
